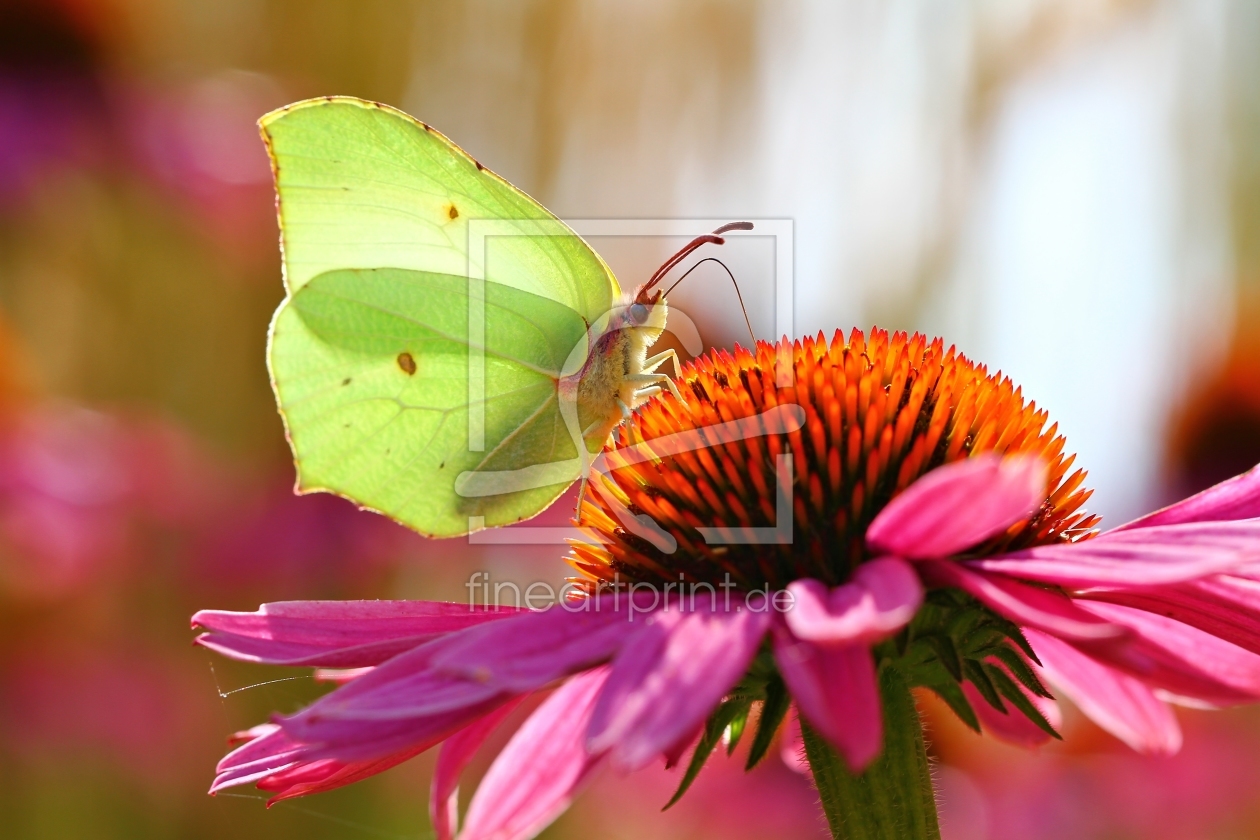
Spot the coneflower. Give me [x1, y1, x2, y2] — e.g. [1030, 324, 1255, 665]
[196, 328, 1260, 840]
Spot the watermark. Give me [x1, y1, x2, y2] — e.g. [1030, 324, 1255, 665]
[459, 217, 796, 545]
[464, 571, 796, 619]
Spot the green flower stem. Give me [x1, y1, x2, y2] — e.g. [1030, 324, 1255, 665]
[802, 666, 941, 840]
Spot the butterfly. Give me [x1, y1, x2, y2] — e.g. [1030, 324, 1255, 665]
[262, 96, 748, 537]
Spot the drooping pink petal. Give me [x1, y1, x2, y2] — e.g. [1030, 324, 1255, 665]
[458, 668, 609, 840]
[1025, 629, 1181, 754]
[431, 699, 523, 840]
[1074, 601, 1260, 706]
[779, 706, 808, 774]
[1080, 575, 1260, 656]
[662, 725, 701, 770]
[866, 454, 1047, 558]
[258, 744, 432, 803]
[289, 599, 642, 726]
[784, 558, 923, 645]
[966, 520, 1260, 587]
[961, 658, 1062, 749]
[1116, 464, 1260, 530]
[210, 719, 444, 802]
[280, 695, 512, 765]
[282, 635, 504, 725]
[919, 561, 1122, 640]
[586, 604, 770, 771]
[192, 600, 520, 668]
[211, 724, 303, 793]
[430, 595, 654, 693]
[772, 630, 881, 770]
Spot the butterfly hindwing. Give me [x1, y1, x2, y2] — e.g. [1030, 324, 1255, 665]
[271, 267, 589, 537]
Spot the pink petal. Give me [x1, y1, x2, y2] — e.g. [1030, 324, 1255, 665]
[192, 600, 520, 667]
[1079, 575, 1260, 656]
[1074, 600, 1260, 706]
[283, 635, 504, 725]
[961, 658, 1062, 748]
[430, 596, 653, 693]
[211, 725, 303, 793]
[585, 604, 770, 771]
[919, 561, 1122, 640]
[784, 558, 923, 645]
[866, 454, 1047, 558]
[294, 600, 641, 725]
[779, 706, 808, 774]
[1025, 629, 1181, 755]
[772, 631, 882, 770]
[279, 696, 509, 765]
[431, 700, 523, 840]
[258, 746, 430, 803]
[210, 722, 432, 802]
[1117, 464, 1260, 530]
[458, 668, 609, 840]
[966, 520, 1260, 587]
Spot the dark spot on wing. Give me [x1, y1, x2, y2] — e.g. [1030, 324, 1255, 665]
[474, 160, 485, 171]
[439, 461, 446, 469]
[342, 377, 352, 386]
[397, 352, 417, 375]
[448, 204, 459, 220]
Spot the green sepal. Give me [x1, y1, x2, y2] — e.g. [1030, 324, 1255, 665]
[924, 634, 963, 682]
[664, 697, 752, 810]
[725, 705, 750, 755]
[962, 658, 1005, 712]
[990, 644, 1053, 698]
[985, 662, 1062, 740]
[923, 675, 982, 733]
[745, 675, 791, 770]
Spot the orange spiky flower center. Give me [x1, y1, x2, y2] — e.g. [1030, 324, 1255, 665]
[569, 328, 1097, 593]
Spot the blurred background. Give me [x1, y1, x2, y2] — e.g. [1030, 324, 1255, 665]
[1, 0, 1259, 838]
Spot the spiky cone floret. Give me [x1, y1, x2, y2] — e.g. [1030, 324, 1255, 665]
[570, 328, 1098, 593]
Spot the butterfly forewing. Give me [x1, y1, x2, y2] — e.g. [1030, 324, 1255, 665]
[260, 97, 619, 323]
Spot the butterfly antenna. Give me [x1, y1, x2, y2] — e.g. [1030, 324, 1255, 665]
[662, 257, 756, 346]
[643, 221, 754, 293]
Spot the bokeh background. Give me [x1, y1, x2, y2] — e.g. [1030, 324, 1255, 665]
[2, 1, 1260, 838]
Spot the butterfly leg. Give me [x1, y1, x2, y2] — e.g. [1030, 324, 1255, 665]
[642, 348, 682, 377]
[627, 373, 685, 407]
[631, 385, 663, 406]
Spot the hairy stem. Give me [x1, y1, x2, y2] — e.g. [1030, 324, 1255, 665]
[802, 666, 940, 840]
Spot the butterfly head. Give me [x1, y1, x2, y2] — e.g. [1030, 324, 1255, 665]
[612, 285, 668, 346]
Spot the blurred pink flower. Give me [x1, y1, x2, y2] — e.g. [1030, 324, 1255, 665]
[0, 403, 212, 598]
[868, 455, 1260, 754]
[2, 642, 215, 789]
[191, 482, 415, 593]
[937, 714, 1260, 840]
[0, 5, 107, 206]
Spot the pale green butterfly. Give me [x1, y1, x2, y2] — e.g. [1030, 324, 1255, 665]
[262, 96, 748, 538]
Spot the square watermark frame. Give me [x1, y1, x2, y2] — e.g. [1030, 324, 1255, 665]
[463, 218, 795, 546]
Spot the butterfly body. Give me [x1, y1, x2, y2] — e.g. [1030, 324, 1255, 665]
[570, 288, 675, 445]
